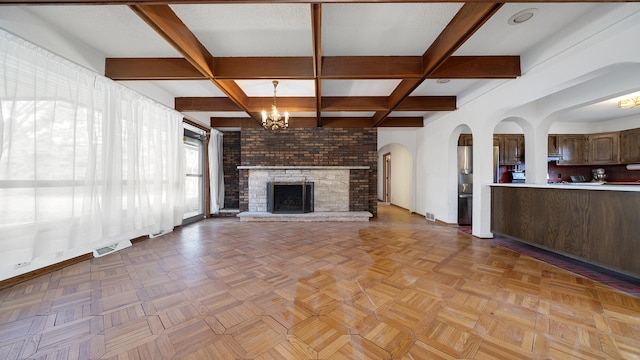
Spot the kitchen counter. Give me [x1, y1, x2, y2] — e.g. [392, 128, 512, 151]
[491, 184, 640, 277]
[490, 182, 640, 192]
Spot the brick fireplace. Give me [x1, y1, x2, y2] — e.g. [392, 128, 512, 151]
[238, 128, 377, 216]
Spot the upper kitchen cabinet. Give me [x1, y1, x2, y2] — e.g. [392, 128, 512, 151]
[621, 128, 640, 163]
[458, 134, 473, 146]
[498, 134, 524, 165]
[557, 135, 586, 165]
[586, 132, 620, 164]
[548, 135, 560, 157]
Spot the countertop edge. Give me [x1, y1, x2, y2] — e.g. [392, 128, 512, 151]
[488, 183, 640, 192]
[238, 166, 370, 170]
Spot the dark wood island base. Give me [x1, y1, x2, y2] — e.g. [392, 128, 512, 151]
[491, 184, 640, 277]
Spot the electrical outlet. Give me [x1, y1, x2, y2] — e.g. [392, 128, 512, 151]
[14, 261, 31, 269]
[557, 173, 562, 178]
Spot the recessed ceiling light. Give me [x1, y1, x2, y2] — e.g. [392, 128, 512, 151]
[436, 79, 450, 84]
[508, 8, 538, 25]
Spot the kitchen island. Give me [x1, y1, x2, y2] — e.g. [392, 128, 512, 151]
[490, 183, 640, 277]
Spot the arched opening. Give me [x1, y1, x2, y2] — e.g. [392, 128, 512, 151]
[377, 143, 414, 211]
[455, 126, 473, 226]
[493, 119, 527, 184]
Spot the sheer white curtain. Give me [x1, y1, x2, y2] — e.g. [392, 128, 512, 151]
[208, 129, 224, 214]
[0, 30, 185, 274]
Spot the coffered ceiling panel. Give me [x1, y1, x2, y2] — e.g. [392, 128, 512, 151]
[172, 4, 312, 57]
[322, 80, 403, 97]
[24, 5, 180, 57]
[322, 3, 463, 56]
[235, 80, 315, 97]
[455, 3, 599, 57]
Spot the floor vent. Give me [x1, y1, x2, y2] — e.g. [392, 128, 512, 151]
[93, 244, 118, 257]
[425, 212, 435, 221]
[149, 230, 172, 238]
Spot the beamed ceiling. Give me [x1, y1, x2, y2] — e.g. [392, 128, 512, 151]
[1, 1, 621, 128]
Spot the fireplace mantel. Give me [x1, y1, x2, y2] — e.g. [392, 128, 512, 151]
[238, 166, 370, 170]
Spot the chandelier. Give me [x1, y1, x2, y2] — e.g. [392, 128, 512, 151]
[618, 96, 640, 109]
[262, 80, 289, 131]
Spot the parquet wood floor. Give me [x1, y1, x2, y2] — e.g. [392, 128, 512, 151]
[1, 204, 639, 359]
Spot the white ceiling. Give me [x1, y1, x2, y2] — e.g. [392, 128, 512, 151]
[13, 2, 640, 125]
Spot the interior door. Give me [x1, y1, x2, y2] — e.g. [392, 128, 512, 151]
[183, 129, 205, 224]
[383, 153, 391, 204]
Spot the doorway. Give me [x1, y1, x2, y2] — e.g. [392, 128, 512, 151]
[382, 152, 391, 204]
[183, 128, 206, 224]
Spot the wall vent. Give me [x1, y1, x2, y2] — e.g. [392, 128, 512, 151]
[425, 212, 435, 221]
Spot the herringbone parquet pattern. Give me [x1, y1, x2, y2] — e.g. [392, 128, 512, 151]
[1, 205, 639, 359]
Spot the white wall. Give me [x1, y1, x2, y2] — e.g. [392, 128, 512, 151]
[385, 4, 640, 238]
[0, 7, 105, 72]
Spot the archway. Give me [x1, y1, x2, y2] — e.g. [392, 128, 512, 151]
[493, 118, 528, 184]
[451, 125, 473, 227]
[377, 143, 414, 211]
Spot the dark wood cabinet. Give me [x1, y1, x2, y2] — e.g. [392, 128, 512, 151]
[620, 128, 640, 163]
[587, 132, 619, 164]
[557, 135, 586, 165]
[498, 134, 524, 165]
[458, 134, 473, 146]
[548, 135, 560, 157]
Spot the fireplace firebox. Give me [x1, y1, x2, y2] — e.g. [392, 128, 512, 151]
[267, 182, 314, 213]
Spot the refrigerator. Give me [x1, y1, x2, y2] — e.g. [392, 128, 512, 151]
[457, 146, 473, 225]
[457, 145, 500, 226]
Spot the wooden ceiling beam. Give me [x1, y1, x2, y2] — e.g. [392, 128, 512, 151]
[372, 2, 503, 126]
[322, 56, 423, 79]
[395, 96, 456, 111]
[213, 57, 313, 79]
[129, 4, 256, 122]
[428, 55, 520, 79]
[104, 55, 519, 80]
[247, 97, 317, 112]
[210, 117, 262, 128]
[210, 115, 424, 128]
[130, 5, 213, 78]
[176, 96, 455, 112]
[321, 97, 388, 111]
[105, 58, 205, 80]
[177, 97, 315, 112]
[175, 97, 241, 112]
[377, 117, 424, 127]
